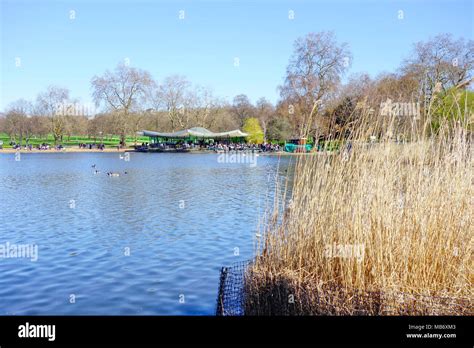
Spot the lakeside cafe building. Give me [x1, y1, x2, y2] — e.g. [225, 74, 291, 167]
[137, 127, 249, 151]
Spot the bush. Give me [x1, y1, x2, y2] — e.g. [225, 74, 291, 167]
[243, 117, 264, 144]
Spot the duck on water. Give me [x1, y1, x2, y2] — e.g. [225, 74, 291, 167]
[106, 171, 128, 177]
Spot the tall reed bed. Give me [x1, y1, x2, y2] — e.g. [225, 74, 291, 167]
[246, 110, 473, 315]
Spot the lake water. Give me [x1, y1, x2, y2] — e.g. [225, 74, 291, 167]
[0, 152, 292, 315]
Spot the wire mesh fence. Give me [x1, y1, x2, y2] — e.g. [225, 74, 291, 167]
[216, 260, 251, 316]
[216, 260, 473, 316]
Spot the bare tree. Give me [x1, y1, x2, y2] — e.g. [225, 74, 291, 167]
[231, 94, 255, 127]
[402, 34, 474, 107]
[130, 111, 147, 145]
[269, 101, 294, 141]
[91, 63, 154, 145]
[152, 75, 191, 131]
[64, 115, 89, 141]
[4, 99, 34, 146]
[36, 86, 70, 144]
[87, 113, 111, 142]
[202, 102, 239, 132]
[4, 113, 27, 146]
[29, 115, 50, 139]
[152, 78, 225, 131]
[187, 86, 225, 129]
[255, 97, 274, 142]
[280, 31, 351, 138]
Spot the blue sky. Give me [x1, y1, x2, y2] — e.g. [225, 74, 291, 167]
[0, 0, 473, 111]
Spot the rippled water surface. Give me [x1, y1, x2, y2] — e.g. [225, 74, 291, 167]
[0, 152, 291, 315]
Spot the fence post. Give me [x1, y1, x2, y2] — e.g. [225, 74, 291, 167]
[216, 267, 228, 316]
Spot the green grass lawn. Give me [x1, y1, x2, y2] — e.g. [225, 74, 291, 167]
[0, 133, 149, 148]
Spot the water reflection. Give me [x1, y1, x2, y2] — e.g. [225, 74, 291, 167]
[0, 152, 291, 315]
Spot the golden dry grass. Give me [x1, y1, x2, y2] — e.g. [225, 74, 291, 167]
[245, 112, 473, 315]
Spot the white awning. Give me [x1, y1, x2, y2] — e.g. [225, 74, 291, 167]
[139, 127, 248, 138]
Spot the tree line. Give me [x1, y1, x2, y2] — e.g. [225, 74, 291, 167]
[1, 32, 472, 146]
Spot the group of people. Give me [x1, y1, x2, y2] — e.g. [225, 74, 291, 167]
[209, 142, 281, 152]
[135, 140, 282, 153]
[11, 143, 34, 150]
[259, 143, 281, 152]
[79, 143, 105, 150]
[10, 142, 63, 151]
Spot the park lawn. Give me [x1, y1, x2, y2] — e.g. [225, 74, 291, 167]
[0, 133, 149, 148]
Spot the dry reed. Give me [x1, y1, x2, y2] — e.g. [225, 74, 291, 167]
[246, 109, 473, 315]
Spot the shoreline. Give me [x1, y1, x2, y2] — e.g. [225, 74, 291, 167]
[0, 148, 324, 155]
[0, 148, 132, 154]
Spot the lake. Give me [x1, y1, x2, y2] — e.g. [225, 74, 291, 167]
[0, 152, 292, 315]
